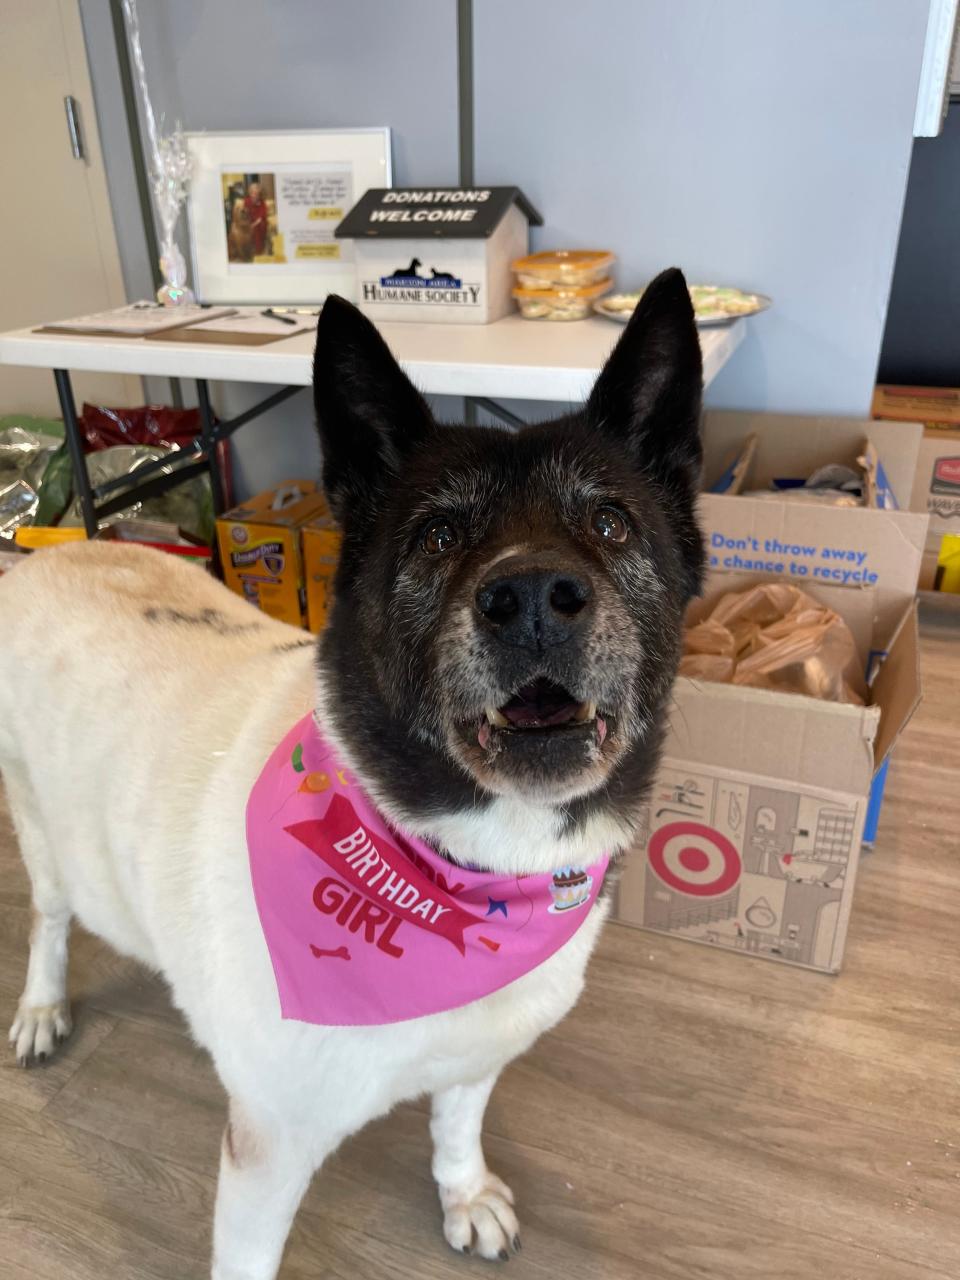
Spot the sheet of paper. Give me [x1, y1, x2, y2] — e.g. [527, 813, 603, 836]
[192, 308, 318, 336]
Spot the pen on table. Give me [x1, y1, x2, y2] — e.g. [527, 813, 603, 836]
[261, 308, 297, 326]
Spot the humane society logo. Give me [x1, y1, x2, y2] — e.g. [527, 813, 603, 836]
[362, 256, 480, 306]
[379, 256, 463, 289]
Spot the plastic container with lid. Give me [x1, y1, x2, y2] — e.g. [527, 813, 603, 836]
[512, 249, 615, 289]
[512, 277, 613, 321]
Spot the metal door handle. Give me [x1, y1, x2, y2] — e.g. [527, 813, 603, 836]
[64, 95, 85, 161]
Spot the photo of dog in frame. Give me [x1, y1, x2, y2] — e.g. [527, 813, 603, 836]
[0, 267, 704, 1279]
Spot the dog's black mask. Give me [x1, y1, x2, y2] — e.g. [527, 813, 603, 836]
[312, 268, 704, 851]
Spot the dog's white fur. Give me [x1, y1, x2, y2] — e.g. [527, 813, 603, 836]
[0, 542, 613, 1279]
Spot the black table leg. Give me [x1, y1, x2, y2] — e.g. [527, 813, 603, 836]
[48, 373, 299, 545]
[196, 378, 226, 516]
[54, 368, 97, 537]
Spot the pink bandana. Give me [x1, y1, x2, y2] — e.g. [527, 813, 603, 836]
[246, 714, 609, 1026]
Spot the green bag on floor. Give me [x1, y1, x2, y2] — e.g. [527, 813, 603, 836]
[0, 416, 67, 538]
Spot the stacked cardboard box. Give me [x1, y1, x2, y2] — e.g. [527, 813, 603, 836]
[216, 482, 341, 629]
[614, 412, 927, 973]
[871, 385, 960, 590]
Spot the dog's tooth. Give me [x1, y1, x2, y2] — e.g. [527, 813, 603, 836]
[486, 705, 509, 728]
[573, 700, 597, 723]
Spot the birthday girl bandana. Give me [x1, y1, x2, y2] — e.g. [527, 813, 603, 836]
[246, 714, 609, 1026]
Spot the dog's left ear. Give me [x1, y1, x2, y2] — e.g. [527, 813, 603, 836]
[313, 295, 434, 518]
[586, 267, 703, 487]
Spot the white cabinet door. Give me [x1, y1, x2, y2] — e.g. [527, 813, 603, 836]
[0, 0, 142, 415]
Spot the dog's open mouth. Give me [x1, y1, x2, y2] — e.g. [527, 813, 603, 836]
[477, 678, 607, 750]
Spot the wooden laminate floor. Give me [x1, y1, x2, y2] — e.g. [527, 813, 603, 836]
[1, 603, 958, 1280]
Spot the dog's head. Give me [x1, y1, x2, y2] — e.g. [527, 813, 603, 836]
[313, 270, 703, 865]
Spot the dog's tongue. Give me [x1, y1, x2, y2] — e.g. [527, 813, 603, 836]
[501, 680, 579, 727]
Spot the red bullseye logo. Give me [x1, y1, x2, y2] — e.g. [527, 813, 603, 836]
[648, 822, 741, 897]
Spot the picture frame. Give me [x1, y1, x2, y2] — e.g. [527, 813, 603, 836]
[184, 128, 392, 305]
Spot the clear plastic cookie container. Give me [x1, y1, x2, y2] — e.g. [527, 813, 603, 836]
[512, 249, 615, 289]
[512, 277, 613, 321]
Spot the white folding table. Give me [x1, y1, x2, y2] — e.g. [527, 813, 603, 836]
[0, 314, 744, 536]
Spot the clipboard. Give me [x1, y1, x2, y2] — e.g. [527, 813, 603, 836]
[34, 303, 236, 338]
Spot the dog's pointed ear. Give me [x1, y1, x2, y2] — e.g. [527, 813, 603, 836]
[586, 267, 703, 486]
[313, 295, 434, 517]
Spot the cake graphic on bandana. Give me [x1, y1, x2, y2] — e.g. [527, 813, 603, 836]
[548, 866, 593, 912]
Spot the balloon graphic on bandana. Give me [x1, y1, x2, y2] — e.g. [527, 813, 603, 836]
[647, 822, 741, 897]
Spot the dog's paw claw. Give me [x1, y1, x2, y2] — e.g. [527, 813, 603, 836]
[441, 1171, 518, 1262]
[8, 1001, 72, 1066]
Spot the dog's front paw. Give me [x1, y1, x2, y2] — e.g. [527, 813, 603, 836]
[8, 1001, 72, 1066]
[440, 1171, 520, 1262]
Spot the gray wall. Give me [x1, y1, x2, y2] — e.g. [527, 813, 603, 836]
[120, 0, 459, 183]
[474, 0, 928, 418]
[78, 1, 930, 492]
[878, 102, 960, 387]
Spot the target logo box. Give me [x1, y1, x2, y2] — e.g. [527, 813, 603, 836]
[621, 762, 868, 973]
[615, 573, 921, 974]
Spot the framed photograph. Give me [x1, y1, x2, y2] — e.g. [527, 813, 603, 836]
[185, 128, 392, 304]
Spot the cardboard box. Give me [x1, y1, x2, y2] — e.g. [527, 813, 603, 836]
[616, 576, 921, 974]
[872, 384, 960, 429]
[216, 481, 328, 627]
[698, 412, 927, 645]
[919, 546, 940, 592]
[335, 187, 542, 324]
[696, 411, 927, 852]
[613, 412, 928, 974]
[871, 387, 960, 540]
[302, 511, 343, 633]
[911, 430, 960, 539]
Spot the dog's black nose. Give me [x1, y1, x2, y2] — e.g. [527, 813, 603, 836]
[475, 570, 592, 650]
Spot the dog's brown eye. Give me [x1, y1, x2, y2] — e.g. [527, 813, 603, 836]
[422, 519, 460, 555]
[591, 506, 629, 543]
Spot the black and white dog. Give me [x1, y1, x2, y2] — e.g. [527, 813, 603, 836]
[0, 268, 703, 1279]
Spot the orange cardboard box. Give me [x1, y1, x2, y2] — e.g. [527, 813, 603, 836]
[303, 511, 343, 633]
[871, 384, 960, 429]
[216, 481, 328, 627]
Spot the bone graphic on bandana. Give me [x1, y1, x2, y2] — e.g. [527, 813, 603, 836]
[310, 943, 351, 960]
[286, 795, 480, 956]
